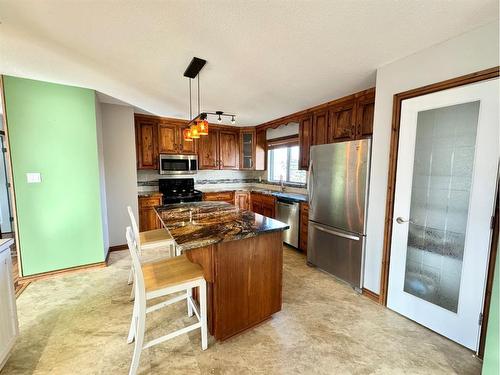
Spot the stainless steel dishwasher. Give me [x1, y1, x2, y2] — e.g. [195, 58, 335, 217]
[276, 197, 300, 248]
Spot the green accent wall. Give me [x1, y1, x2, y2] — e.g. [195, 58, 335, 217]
[3, 76, 105, 276]
[483, 249, 499, 375]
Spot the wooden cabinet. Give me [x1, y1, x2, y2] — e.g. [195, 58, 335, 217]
[0, 239, 18, 369]
[297, 88, 375, 170]
[138, 195, 162, 231]
[219, 131, 239, 169]
[312, 109, 328, 146]
[135, 117, 158, 169]
[202, 191, 235, 205]
[198, 129, 239, 170]
[235, 191, 250, 210]
[299, 115, 312, 170]
[255, 130, 267, 171]
[329, 99, 356, 142]
[158, 122, 197, 155]
[299, 202, 309, 253]
[355, 90, 375, 138]
[240, 131, 256, 170]
[250, 192, 276, 218]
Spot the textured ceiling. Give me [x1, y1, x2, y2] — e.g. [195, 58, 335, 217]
[0, 1, 498, 125]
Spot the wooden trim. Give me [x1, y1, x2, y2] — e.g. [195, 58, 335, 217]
[255, 87, 376, 131]
[19, 261, 107, 283]
[379, 66, 499, 306]
[479, 186, 499, 358]
[134, 113, 255, 132]
[267, 135, 299, 149]
[108, 244, 127, 252]
[0, 75, 22, 278]
[362, 288, 380, 303]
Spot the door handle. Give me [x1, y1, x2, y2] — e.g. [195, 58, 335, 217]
[313, 224, 360, 241]
[308, 162, 314, 206]
[396, 217, 414, 224]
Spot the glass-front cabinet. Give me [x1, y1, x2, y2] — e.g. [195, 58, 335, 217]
[240, 130, 255, 170]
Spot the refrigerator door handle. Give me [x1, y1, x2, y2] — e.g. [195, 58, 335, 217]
[308, 161, 314, 206]
[312, 223, 360, 241]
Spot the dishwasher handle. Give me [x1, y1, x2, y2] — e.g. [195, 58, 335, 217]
[277, 201, 298, 210]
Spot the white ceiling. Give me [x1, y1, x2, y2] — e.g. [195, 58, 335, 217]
[0, 1, 497, 125]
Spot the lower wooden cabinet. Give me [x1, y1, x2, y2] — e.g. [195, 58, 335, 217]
[138, 195, 163, 231]
[299, 202, 309, 253]
[234, 191, 250, 210]
[250, 192, 276, 218]
[202, 191, 235, 205]
[0, 240, 18, 370]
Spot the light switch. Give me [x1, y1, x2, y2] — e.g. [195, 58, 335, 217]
[26, 172, 41, 183]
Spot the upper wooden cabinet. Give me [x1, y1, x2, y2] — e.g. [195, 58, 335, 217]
[198, 129, 239, 170]
[311, 110, 328, 146]
[329, 98, 356, 142]
[158, 121, 197, 155]
[136, 116, 158, 169]
[255, 130, 267, 171]
[240, 130, 256, 170]
[299, 116, 312, 170]
[179, 125, 197, 154]
[296, 88, 375, 169]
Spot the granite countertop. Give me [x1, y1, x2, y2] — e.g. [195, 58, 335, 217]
[199, 186, 308, 202]
[138, 191, 163, 198]
[155, 201, 289, 251]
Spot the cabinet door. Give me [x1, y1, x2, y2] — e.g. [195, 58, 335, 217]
[179, 125, 197, 154]
[312, 110, 328, 145]
[299, 203, 309, 253]
[0, 249, 18, 367]
[158, 123, 178, 154]
[261, 203, 275, 218]
[240, 131, 255, 170]
[198, 131, 219, 170]
[235, 192, 249, 210]
[299, 115, 312, 170]
[139, 208, 161, 231]
[219, 131, 239, 170]
[329, 100, 356, 142]
[255, 130, 267, 171]
[136, 119, 158, 169]
[355, 91, 375, 138]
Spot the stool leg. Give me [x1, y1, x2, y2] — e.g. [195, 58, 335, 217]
[129, 284, 135, 301]
[129, 304, 145, 375]
[127, 297, 138, 344]
[199, 281, 208, 350]
[127, 267, 134, 285]
[187, 288, 193, 317]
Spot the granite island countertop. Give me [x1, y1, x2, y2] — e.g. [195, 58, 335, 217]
[155, 201, 289, 251]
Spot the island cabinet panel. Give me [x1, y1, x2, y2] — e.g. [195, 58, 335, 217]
[234, 191, 250, 210]
[213, 232, 282, 340]
[136, 118, 158, 169]
[219, 131, 239, 169]
[329, 98, 356, 142]
[202, 191, 235, 205]
[299, 202, 309, 253]
[138, 196, 162, 231]
[299, 115, 312, 170]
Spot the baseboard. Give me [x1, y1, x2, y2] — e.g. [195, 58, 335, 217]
[19, 261, 107, 283]
[109, 244, 127, 252]
[362, 288, 380, 303]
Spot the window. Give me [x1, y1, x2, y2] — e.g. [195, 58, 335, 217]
[268, 145, 306, 184]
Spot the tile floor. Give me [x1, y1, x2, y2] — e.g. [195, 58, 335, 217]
[1, 247, 481, 374]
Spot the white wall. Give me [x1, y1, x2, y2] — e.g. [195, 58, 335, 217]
[95, 93, 109, 255]
[364, 21, 500, 293]
[101, 103, 138, 247]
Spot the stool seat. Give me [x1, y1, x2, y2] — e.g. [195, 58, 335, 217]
[139, 228, 174, 250]
[143, 255, 204, 292]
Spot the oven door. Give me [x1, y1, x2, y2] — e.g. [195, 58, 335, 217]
[159, 154, 197, 175]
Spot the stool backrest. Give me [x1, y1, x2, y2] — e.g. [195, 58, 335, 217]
[127, 206, 141, 251]
[126, 226, 145, 302]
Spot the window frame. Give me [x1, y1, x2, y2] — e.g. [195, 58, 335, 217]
[267, 144, 306, 184]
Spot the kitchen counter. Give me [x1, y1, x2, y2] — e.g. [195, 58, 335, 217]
[154, 201, 288, 341]
[198, 186, 308, 203]
[138, 191, 163, 198]
[155, 201, 289, 252]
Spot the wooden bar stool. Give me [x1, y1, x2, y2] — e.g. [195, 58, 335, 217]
[125, 226, 208, 375]
[127, 206, 176, 286]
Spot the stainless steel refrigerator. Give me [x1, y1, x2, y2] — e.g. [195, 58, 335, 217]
[307, 139, 371, 290]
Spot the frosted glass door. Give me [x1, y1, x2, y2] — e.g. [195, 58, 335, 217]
[387, 79, 499, 351]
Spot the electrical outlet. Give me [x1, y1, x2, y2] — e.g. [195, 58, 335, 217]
[26, 172, 42, 183]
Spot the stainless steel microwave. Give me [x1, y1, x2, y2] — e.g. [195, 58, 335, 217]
[159, 154, 198, 175]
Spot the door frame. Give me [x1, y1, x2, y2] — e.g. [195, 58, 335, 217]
[379, 66, 499, 355]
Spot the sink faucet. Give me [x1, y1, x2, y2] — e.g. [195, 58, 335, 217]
[279, 176, 286, 192]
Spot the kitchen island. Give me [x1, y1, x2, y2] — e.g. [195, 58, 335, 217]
[155, 201, 288, 341]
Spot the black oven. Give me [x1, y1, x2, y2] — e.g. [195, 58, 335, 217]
[159, 154, 197, 175]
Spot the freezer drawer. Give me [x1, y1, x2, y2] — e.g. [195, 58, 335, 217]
[307, 221, 364, 288]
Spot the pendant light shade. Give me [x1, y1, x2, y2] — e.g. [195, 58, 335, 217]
[198, 119, 209, 135]
[183, 128, 193, 142]
[190, 126, 200, 139]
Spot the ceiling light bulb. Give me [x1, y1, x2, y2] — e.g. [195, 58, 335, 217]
[217, 115, 222, 123]
[231, 116, 235, 125]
